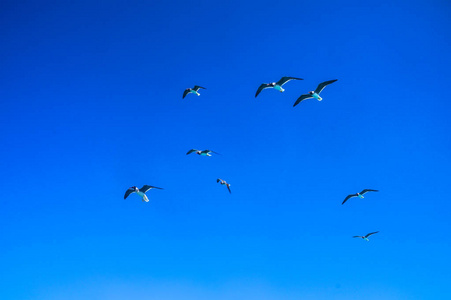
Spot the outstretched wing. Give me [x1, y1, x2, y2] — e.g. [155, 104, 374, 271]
[193, 85, 206, 91]
[353, 236, 363, 238]
[255, 83, 272, 97]
[365, 231, 379, 238]
[276, 76, 303, 86]
[140, 185, 163, 193]
[204, 149, 220, 155]
[314, 79, 337, 94]
[124, 188, 135, 199]
[217, 178, 222, 183]
[293, 94, 313, 107]
[360, 189, 379, 195]
[227, 184, 231, 194]
[186, 149, 198, 155]
[183, 89, 190, 99]
[342, 194, 357, 205]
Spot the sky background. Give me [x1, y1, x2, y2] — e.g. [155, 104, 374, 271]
[1, 0, 450, 299]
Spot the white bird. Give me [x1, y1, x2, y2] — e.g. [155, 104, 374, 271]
[183, 85, 206, 98]
[255, 76, 303, 97]
[342, 189, 378, 205]
[353, 231, 379, 241]
[186, 149, 220, 156]
[293, 79, 337, 107]
[124, 185, 163, 202]
[217, 178, 231, 194]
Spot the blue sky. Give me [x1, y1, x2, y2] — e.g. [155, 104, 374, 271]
[1, 0, 450, 299]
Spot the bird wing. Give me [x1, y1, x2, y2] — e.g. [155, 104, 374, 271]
[217, 178, 222, 183]
[183, 89, 190, 99]
[276, 76, 303, 86]
[360, 189, 379, 195]
[365, 231, 379, 238]
[293, 94, 313, 107]
[342, 194, 357, 205]
[353, 236, 363, 238]
[124, 188, 135, 199]
[204, 149, 220, 155]
[186, 149, 198, 155]
[314, 79, 338, 94]
[140, 185, 163, 193]
[193, 85, 206, 91]
[227, 184, 231, 194]
[255, 83, 272, 97]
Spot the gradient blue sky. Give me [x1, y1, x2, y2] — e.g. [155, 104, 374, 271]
[1, 0, 450, 299]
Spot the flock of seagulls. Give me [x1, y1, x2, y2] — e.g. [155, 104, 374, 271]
[343, 189, 380, 241]
[124, 76, 381, 242]
[182, 76, 338, 108]
[254, 77, 338, 109]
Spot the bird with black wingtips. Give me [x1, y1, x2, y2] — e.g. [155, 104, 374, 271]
[342, 189, 378, 205]
[186, 149, 220, 156]
[124, 185, 163, 202]
[293, 79, 337, 107]
[183, 85, 206, 98]
[255, 76, 303, 98]
[353, 231, 379, 241]
[217, 178, 231, 194]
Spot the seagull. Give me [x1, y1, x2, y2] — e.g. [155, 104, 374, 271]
[217, 178, 231, 193]
[255, 76, 303, 97]
[186, 149, 220, 156]
[183, 85, 206, 99]
[124, 185, 163, 202]
[342, 189, 378, 205]
[353, 231, 379, 241]
[293, 79, 337, 107]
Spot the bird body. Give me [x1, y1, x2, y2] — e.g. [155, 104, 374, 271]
[293, 79, 337, 107]
[342, 189, 378, 205]
[124, 185, 163, 202]
[273, 84, 284, 92]
[255, 76, 303, 97]
[353, 231, 379, 241]
[183, 85, 206, 98]
[186, 149, 220, 156]
[311, 92, 322, 101]
[135, 190, 149, 202]
[217, 178, 231, 193]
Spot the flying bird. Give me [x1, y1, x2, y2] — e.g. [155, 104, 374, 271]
[255, 76, 303, 98]
[342, 189, 378, 205]
[124, 185, 163, 202]
[186, 149, 220, 156]
[217, 178, 231, 193]
[293, 79, 337, 107]
[183, 85, 206, 98]
[353, 231, 379, 241]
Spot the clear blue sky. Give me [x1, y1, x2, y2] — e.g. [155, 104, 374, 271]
[1, 0, 450, 299]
